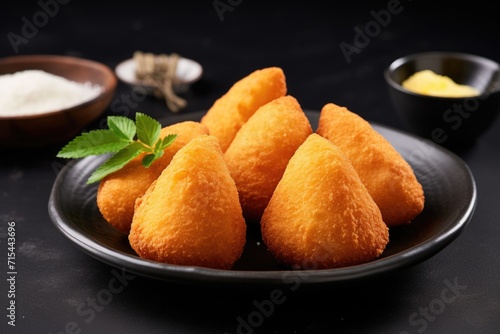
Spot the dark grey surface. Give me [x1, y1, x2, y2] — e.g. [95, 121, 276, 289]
[1, 1, 499, 333]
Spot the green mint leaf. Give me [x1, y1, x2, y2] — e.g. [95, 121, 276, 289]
[56, 129, 130, 159]
[142, 154, 156, 168]
[158, 134, 178, 151]
[107, 116, 136, 141]
[154, 150, 164, 159]
[142, 148, 165, 168]
[136, 112, 161, 147]
[86, 141, 145, 184]
[57, 112, 179, 184]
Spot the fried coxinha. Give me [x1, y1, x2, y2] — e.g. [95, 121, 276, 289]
[201, 66, 287, 152]
[316, 103, 425, 227]
[261, 133, 389, 269]
[96, 121, 209, 234]
[129, 135, 246, 269]
[224, 95, 312, 222]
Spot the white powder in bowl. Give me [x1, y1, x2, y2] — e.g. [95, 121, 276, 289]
[0, 69, 103, 116]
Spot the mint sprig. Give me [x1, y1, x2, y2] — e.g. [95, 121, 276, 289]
[57, 112, 177, 184]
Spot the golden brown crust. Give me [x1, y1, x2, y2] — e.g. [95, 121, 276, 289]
[96, 121, 209, 234]
[129, 135, 246, 270]
[316, 103, 425, 226]
[261, 134, 389, 269]
[200, 67, 287, 152]
[224, 95, 312, 222]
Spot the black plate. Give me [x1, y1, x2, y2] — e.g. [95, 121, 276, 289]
[48, 110, 477, 287]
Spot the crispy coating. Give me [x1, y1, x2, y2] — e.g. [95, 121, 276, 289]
[261, 134, 389, 269]
[129, 135, 246, 270]
[224, 95, 312, 222]
[316, 103, 425, 226]
[200, 67, 287, 152]
[96, 121, 209, 234]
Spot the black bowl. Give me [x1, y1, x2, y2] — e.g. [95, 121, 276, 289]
[384, 52, 500, 149]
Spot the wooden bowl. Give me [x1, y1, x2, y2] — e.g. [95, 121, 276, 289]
[0, 54, 117, 148]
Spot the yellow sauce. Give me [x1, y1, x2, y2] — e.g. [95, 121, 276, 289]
[402, 69, 480, 97]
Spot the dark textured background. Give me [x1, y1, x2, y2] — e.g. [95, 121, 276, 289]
[1, 1, 499, 333]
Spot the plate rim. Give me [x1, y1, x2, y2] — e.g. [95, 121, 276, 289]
[48, 110, 477, 287]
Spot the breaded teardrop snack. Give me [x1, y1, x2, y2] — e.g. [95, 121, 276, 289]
[224, 95, 312, 222]
[129, 135, 246, 270]
[261, 134, 389, 269]
[96, 121, 209, 234]
[316, 103, 425, 226]
[201, 67, 287, 152]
